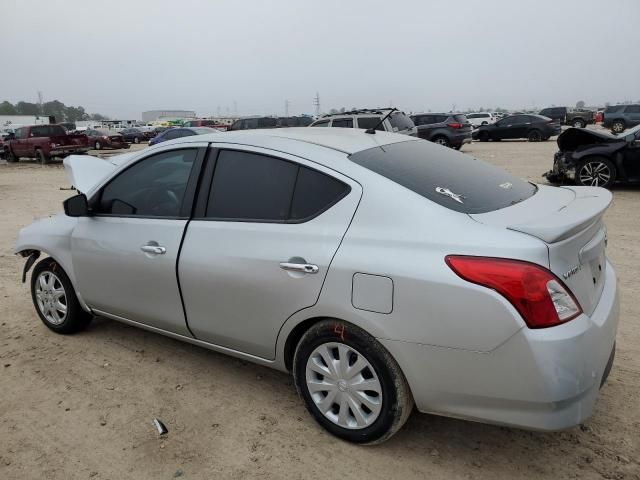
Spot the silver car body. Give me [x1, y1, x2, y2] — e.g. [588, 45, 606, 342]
[16, 128, 619, 431]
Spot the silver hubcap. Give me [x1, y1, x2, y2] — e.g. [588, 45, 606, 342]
[435, 138, 447, 145]
[579, 162, 611, 187]
[305, 342, 382, 429]
[613, 123, 623, 133]
[35, 271, 67, 325]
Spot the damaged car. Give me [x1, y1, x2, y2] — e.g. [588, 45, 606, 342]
[545, 125, 640, 188]
[16, 128, 618, 444]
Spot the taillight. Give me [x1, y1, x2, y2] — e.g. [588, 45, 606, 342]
[445, 256, 582, 328]
[447, 123, 463, 129]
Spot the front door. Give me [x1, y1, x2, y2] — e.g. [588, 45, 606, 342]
[179, 146, 361, 359]
[71, 146, 204, 335]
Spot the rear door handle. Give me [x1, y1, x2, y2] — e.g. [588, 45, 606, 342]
[141, 244, 166, 255]
[279, 262, 319, 274]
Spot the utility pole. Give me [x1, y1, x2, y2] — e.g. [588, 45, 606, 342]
[313, 92, 320, 117]
[285, 99, 290, 117]
[37, 91, 43, 115]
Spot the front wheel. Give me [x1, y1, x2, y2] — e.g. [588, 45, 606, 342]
[7, 149, 18, 162]
[477, 131, 489, 142]
[31, 258, 92, 334]
[611, 121, 625, 134]
[576, 157, 616, 189]
[134, 137, 140, 144]
[293, 320, 413, 444]
[572, 119, 586, 128]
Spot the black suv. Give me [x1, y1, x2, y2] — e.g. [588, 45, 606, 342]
[230, 116, 313, 130]
[410, 113, 472, 149]
[602, 104, 640, 133]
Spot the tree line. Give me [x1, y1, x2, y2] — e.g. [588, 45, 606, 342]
[0, 100, 109, 122]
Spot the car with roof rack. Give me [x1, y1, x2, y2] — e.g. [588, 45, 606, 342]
[309, 108, 417, 137]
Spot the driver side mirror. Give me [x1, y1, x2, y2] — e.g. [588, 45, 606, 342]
[63, 193, 91, 217]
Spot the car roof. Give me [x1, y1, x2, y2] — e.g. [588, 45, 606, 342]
[153, 127, 418, 154]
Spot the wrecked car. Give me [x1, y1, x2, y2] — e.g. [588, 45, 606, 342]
[545, 125, 640, 188]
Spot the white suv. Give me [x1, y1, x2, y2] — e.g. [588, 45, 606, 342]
[309, 108, 417, 136]
[466, 112, 497, 128]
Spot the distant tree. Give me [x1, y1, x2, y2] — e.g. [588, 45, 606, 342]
[576, 100, 586, 109]
[90, 113, 109, 121]
[42, 100, 66, 122]
[339, 107, 345, 113]
[329, 108, 338, 114]
[0, 101, 17, 115]
[15, 101, 40, 115]
[604, 102, 610, 107]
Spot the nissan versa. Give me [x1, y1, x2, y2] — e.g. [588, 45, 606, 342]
[16, 128, 618, 444]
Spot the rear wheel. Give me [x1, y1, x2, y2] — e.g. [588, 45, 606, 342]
[94, 141, 102, 150]
[432, 136, 450, 148]
[478, 131, 489, 142]
[31, 258, 92, 334]
[572, 119, 586, 128]
[576, 157, 616, 189]
[527, 129, 542, 142]
[611, 120, 625, 134]
[36, 149, 49, 165]
[293, 320, 413, 444]
[134, 137, 140, 144]
[6, 148, 18, 162]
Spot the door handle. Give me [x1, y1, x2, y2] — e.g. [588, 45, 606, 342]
[279, 262, 319, 274]
[141, 245, 166, 255]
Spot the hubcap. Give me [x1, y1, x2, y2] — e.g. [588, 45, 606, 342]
[435, 138, 447, 145]
[579, 162, 611, 187]
[35, 271, 67, 325]
[305, 342, 382, 429]
[613, 123, 623, 133]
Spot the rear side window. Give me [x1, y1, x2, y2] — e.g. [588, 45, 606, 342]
[604, 105, 624, 113]
[31, 126, 49, 137]
[290, 167, 350, 220]
[332, 118, 354, 128]
[356, 117, 384, 130]
[205, 150, 350, 222]
[388, 113, 414, 131]
[258, 118, 277, 128]
[453, 115, 468, 123]
[625, 105, 640, 113]
[350, 140, 536, 214]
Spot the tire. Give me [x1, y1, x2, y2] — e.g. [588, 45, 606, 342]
[35, 149, 49, 165]
[576, 157, 616, 189]
[30, 258, 92, 334]
[293, 320, 413, 444]
[527, 129, 542, 142]
[453, 145, 462, 150]
[572, 119, 586, 128]
[543, 136, 550, 141]
[134, 137, 140, 144]
[432, 136, 450, 148]
[6, 148, 18, 162]
[478, 131, 489, 142]
[95, 141, 102, 150]
[611, 120, 625, 134]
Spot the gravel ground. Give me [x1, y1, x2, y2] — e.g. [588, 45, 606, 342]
[0, 139, 638, 480]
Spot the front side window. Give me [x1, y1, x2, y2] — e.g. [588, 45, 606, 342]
[96, 149, 197, 217]
[625, 105, 640, 113]
[388, 113, 415, 131]
[311, 120, 330, 127]
[31, 126, 49, 137]
[332, 118, 354, 128]
[204, 150, 350, 222]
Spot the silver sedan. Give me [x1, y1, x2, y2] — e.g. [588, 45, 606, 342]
[16, 128, 619, 444]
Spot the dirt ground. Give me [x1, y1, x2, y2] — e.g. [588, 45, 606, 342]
[0, 139, 638, 480]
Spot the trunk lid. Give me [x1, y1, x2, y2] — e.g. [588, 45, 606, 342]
[557, 127, 624, 152]
[471, 185, 612, 315]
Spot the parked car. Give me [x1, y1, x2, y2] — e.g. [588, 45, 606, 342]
[602, 104, 640, 133]
[5, 124, 89, 164]
[466, 112, 497, 128]
[148, 127, 218, 146]
[184, 119, 229, 131]
[544, 124, 640, 188]
[309, 108, 417, 136]
[16, 128, 618, 444]
[473, 114, 561, 142]
[229, 116, 313, 130]
[410, 113, 472, 149]
[85, 130, 129, 150]
[120, 127, 153, 144]
[538, 107, 595, 128]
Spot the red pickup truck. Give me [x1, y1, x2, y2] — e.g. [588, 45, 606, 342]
[5, 124, 89, 164]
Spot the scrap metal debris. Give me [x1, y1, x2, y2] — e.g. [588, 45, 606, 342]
[153, 418, 168, 436]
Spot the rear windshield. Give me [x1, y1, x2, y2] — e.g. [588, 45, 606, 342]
[350, 140, 537, 214]
[388, 113, 415, 131]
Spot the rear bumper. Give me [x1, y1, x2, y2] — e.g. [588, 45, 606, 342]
[50, 147, 89, 156]
[381, 260, 619, 431]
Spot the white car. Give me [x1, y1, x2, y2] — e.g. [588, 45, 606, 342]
[16, 128, 618, 444]
[466, 112, 498, 128]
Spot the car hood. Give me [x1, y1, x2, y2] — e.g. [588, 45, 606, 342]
[557, 127, 625, 152]
[63, 152, 136, 193]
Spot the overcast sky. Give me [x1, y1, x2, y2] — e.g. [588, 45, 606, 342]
[2, 0, 639, 119]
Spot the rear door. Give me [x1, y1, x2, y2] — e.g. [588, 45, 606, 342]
[71, 144, 206, 335]
[624, 105, 640, 127]
[179, 145, 362, 359]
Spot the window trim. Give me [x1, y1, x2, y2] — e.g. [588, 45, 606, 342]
[192, 147, 352, 224]
[89, 146, 206, 220]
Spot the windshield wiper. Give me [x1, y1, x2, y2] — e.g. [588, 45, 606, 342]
[365, 108, 397, 134]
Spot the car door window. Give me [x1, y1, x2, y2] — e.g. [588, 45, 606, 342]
[290, 167, 350, 221]
[625, 105, 640, 113]
[311, 120, 330, 127]
[163, 129, 180, 140]
[356, 117, 384, 130]
[206, 150, 298, 221]
[96, 149, 198, 217]
[331, 118, 354, 128]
